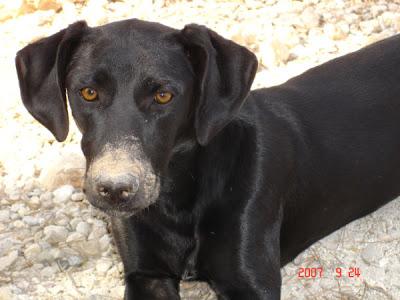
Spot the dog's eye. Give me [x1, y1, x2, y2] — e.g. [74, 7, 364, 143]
[80, 87, 98, 101]
[154, 91, 173, 104]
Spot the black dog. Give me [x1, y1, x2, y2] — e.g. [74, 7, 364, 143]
[16, 19, 400, 299]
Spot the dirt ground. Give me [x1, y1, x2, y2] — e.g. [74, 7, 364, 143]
[0, 0, 400, 299]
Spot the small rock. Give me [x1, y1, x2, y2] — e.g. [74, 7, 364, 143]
[27, 196, 40, 209]
[0, 250, 19, 272]
[71, 192, 85, 202]
[259, 39, 290, 68]
[13, 220, 25, 228]
[41, 266, 57, 278]
[99, 234, 111, 251]
[24, 244, 41, 262]
[70, 217, 83, 230]
[57, 258, 70, 270]
[39, 150, 85, 190]
[66, 232, 85, 243]
[0, 286, 13, 300]
[10, 203, 25, 213]
[37, 0, 62, 12]
[360, 19, 381, 35]
[40, 192, 53, 202]
[96, 259, 112, 274]
[49, 248, 62, 260]
[0, 238, 16, 256]
[88, 225, 107, 240]
[22, 216, 42, 226]
[74, 240, 101, 256]
[0, 210, 10, 222]
[76, 222, 91, 236]
[43, 225, 68, 244]
[53, 185, 74, 203]
[67, 255, 83, 267]
[361, 244, 384, 264]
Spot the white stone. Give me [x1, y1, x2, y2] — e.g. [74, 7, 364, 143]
[43, 225, 68, 244]
[76, 221, 91, 236]
[22, 216, 42, 226]
[70, 217, 83, 230]
[99, 234, 111, 251]
[66, 232, 85, 243]
[67, 255, 83, 267]
[0, 238, 16, 256]
[0, 210, 10, 222]
[71, 192, 85, 202]
[41, 266, 57, 278]
[88, 225, 107, 240]
[24, 244, 41, 261]
[53, 185, 74, 203]
[0, 286, 13, 300]
[40, 192, 53, 202]
[27, 196, 41, 209]
[13, 220, 25, 228]
[74, 240, 101, 256]
[0, 250, 19, 271]
[361, 244, 384, 264]
[96, 259, 112, 274]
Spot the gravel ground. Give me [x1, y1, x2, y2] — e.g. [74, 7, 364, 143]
[0, 0, 400, 299]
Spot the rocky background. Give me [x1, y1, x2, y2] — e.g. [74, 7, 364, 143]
[0, 0, 400, 299]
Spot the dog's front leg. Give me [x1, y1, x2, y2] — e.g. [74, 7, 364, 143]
[111, 217, 181, 300]
[202, 206, 283, 300]
[124, 274, 180, 300]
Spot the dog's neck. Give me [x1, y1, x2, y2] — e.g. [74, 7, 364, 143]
[160, 119, 254, 214]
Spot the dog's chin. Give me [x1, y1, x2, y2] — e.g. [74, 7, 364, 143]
[85, 194, 150, 218]
[99, 207, 139, 218]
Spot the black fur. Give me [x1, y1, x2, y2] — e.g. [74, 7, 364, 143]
[16, 19, 400, 299]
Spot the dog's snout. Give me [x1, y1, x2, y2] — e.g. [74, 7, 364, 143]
[95, 174, 139, 201]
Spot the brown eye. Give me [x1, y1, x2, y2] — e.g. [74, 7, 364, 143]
[154, 91, 173, 104]
[80, 87, 98, 101]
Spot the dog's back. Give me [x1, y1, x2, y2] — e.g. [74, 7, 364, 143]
[246, 34, 400, 264]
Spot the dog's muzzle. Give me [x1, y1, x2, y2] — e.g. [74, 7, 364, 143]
[84, 142, 160, 217]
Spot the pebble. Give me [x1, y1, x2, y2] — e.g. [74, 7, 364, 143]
[13, 220, 25, 228]
[361, 244, 384, 264]
[41, 266, 57, 278]
[0, 250, 19, 272]
[71, 192, 85, 202]
[27, 196, 40, 209]
[76, 221, 91, 236]
[0, 210, 10, 222]
[24, 244, 41, 261]
[66, 232, 85, 243]
[70, 217, 83, 230]
[43, 225, 68, 244]
[88, 225, 107, 240]
[67, 255, 83, 267]
[95, 259, 112, 274]
[0, 238, 16, 256]
[74, 240, 101, 256]
[53, 185, 74, 203]
[99, 234, 112, 251]
[0, 286, 13, 300]
[22, 216, 42, 226]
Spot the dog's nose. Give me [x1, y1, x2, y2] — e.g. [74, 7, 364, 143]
[95, 174, 139, 200]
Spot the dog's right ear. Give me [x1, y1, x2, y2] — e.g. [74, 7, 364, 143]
[15, 21, 87, 142]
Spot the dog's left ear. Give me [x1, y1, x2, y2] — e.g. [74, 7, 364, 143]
[15, 21, 87, 142]
[180, 24, 258, 146]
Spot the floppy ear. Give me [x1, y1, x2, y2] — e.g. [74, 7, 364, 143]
[15, 21, 87, 142]
[180, 24, 258, 146]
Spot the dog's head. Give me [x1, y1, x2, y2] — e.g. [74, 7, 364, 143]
[15, 19, 257, 217]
